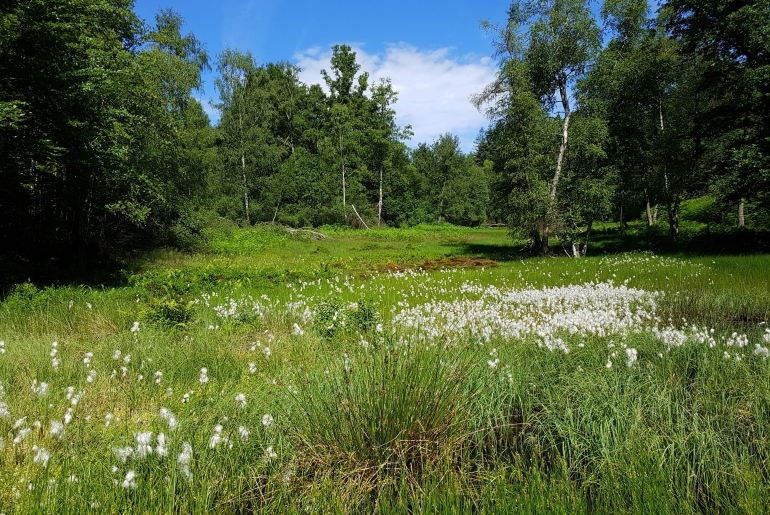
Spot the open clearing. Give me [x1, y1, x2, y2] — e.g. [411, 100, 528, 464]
[1, 225, 770, 514]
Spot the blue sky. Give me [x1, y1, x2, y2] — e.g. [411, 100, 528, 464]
[133, 0, 513, 152]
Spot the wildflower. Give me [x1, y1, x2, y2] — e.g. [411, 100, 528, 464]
[113, 446, 133, 462]
[156, 433, 167, 457]
[49, 420, 64, 440]
[134, 431, 153, 459]
[248, 362, 257, 374]
[159, 408, 179, 430]
[208, 425, 223, 449]
[32, 380, 49, 397]
[235, 393, 246, 409]
[105, 413, 113, 427]
[625, 348, 638, 367]
[292, 323, 305, 336]
[0, 340, 5, 354]
[343, 353, 350, 372]
[121, 470, 137, 489]
[64, 408, 73, 424]
[487, 358, 499, 369]
[83, 352, 93, 367]
[0, 401, 9, 420]
[154, 371, 163, 385]
[177, 442, 193, 482]
[263, 347, 271, 359]
[13, 427, 31, 446]
[112, 350, 122, 360]
[264, 446, 278, 460]
[753, 344, 769, 360]
[86, 369, 97, 383]
[199, 368, 209, 384]
[33, 447, 51, 467]
[130, 322, 140, 334]
[238, 426, 250, 441]
[262, 414, 274, 427]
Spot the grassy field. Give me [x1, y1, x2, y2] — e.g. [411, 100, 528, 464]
[1, 224, 770, 514]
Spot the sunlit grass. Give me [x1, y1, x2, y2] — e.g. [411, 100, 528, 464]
[1, 225, 769, 513]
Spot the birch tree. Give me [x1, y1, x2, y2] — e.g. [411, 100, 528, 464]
[475, 0, 600, 254]
[214, 49, 257, 224]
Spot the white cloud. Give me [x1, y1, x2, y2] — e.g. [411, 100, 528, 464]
[294, 44, 497, 153]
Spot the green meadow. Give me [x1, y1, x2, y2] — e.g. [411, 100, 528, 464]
[1, 224, 770, 514]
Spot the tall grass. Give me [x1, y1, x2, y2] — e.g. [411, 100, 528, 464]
[1, 227, 769, 513]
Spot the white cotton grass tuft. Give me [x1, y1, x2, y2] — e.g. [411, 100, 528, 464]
[134, 432, 153, 459]
[264, 446, 278, 460]
[625, 348, 638, 367]
[155, 433, 167, 457]
[235, 393, 246, 409]
[754, 344, 770, 360]
[199, 368, 209, 384]
[32, 446, 51, 468]
[49, 420, 65, 440]
[208, 425, 223, 449]
[159, 407, 179, 430]
[121, 470, 137, 489]
[238, 426, 250, 442]
[262, 414, 274, 427]
[31, 380, 49, 397]
[177, 442, 193, 482]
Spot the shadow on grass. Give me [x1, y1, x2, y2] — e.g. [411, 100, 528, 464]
[453, 224, 770, 262]
[0, 252, 130, 299]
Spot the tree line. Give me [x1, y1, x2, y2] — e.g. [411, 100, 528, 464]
[475, 0, 770, 255]
[1, 0, 768, 271]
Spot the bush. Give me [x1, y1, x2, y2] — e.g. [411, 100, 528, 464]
[139, 297, 195, 328]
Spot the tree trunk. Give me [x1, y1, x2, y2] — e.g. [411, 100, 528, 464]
[738, 198, 745, 227]
[542, 77, 571, 256]
[645, 189, 654, 226]
[581, 219, 593, 256]
[550, 80, 571, 202]
[667, 196, 679, 238]
[653, 204, 658, 224]
[378, 164, 383, 226]
[242, 155, 249, 225]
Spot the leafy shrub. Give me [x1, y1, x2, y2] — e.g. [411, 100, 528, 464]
[6, 281, 40, 303]
[140, 297, 195, 328]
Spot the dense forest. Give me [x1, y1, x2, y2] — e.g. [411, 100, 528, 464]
[1, 0, 769, 270]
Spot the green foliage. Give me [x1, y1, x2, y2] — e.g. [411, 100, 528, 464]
[139, 296, 195, 328]
[313, 298, 380, 338]
[287, 343, 482, 492]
